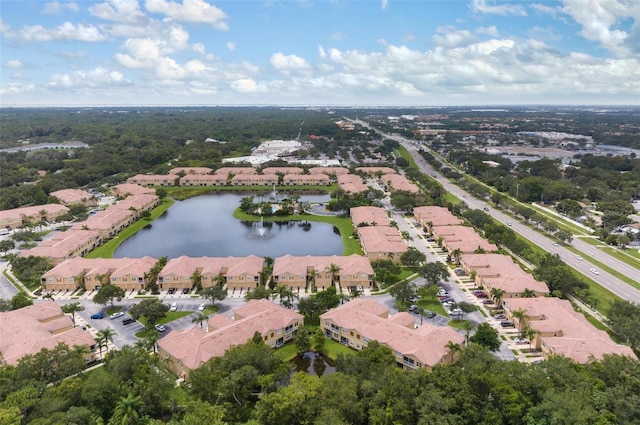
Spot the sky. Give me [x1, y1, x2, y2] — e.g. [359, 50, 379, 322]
[1, 0, 639, 106]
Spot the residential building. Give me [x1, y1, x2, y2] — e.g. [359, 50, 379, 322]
[0, 301, 97, 365]
[460, 254, 549, 300]
[356, 167, 396, 176]
[41, 256, 158, 291]
[320, 298, 465, 371]
[431, 225, 497, 254]
[180, 174, 228, 186]
[50, 189, 97, 207]
[0, 204, 69, 229]
[261, 167, 303, 175]
[214, 167, 256, 176]
[283, 174, 330, 186]
[231, 174, 279, 186]
[158, 255, 264, 291]
[350, 206, 391, 227]
[71, 208, 136, 238]
[20, 229, 102, 264]
[502, 297, 637, 363]
[414, 206, 462, 229]
[308, 167, 349, 176]
[111, 194, 158, 217]
[157, 299, 303, 378]
[126, 174, 176, 187]
[169, 167, 212, 175]
[381, 174, 420, 193]
[272, 254, 374, 291]
[111, 183, 155, 197]
[357, 226, 408, 262]
[337, 174, 368, 194]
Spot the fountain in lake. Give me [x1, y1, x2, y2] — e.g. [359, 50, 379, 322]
[248, 216, 274, 239]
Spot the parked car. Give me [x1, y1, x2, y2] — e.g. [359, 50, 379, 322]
[356, 285, 363, 292]
[408, 304, 419, 312]
[154, 324, 166, 332]
[500, 321, 515, 328]
[122, 317, 135, 325]
[109, 311, 124, 320]
[475, 292, 488, 299]
[198, 303, 206, 311]
[169, 302, 178, 312]
[514, 337, 529, 344]
[90, 312, 104, 319]
[552, 242, 559, 246]
[424, 310, 437, 319]
[440, 297, 455, 303]
[182, 288, 190, 294]
[167, 288, 176, 294]
[482, 299, 494, 305]
[494, 313, 506, 320]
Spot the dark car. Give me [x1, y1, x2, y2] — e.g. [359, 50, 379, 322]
[475, 292, 488, 299]
[424, 311, 437, 319]
[500, 321, 515, 328]
[182, 288, 190, 295]
[167, 288, 176, 295]
[122, 317, 135, 325]
[90, 312, 104, 319]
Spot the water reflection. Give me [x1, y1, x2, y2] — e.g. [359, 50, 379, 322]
[291, 351, 336, 377]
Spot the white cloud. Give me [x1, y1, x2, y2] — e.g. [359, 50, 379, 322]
[560, 0, 637, 57]
[471, 0, 527, 16]
[381, 0, 389, 11]
[226, 42, 236, 50]
[144, 0, 229, 30]
[43, 1, 79, 15]
[530, 3, 561, 17]
[432, 27, 477, 48]
[270, 52, 311, 72]
[0, 82, 35, 96]
[89, 0, 148, 24]
[230, 78, 267, 93]
[329, 32, 346, 41]
[477, 26, 498, 36]
[19, 22, 106, 42]
[47, 67, 131, 89]
[6, 60, 23, 69]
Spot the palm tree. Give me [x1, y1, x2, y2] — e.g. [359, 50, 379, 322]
[192, 312, 209, 329]
[512, 308, 527, 336]
[61, 302, 85, 327]
[524, 326, 537, 350]
[190, 270, 203, 291]
[522, 288, 536, 298]
[445, 340, 461, 364]
[328, 263, 342, 287]
[307, 268, 318, 292]
[110, 393, 144, 425]
[136, 331, 160, 353]
[490, 288, 506, 306]
[74, 270, 87, 291]
[460, 320, 474, 344]
[96, 327, 117, 359]
[451, 248, 462, 265]
[42, 292, 54, 301]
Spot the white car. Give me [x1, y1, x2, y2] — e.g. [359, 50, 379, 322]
[154, 324, 166, 332]
[198, 303, 205, 311]
[514, 337, 529, 344]
[576, 255, 583, 260]
[169, 302, 178, 312]
[590, 268, 600, 275]
[552, 242, 558, 246]
[109, 311, 124, 320]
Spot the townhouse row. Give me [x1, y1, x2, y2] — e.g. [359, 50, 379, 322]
[41, 254, 375, 292]
[350, 206, 409, 263]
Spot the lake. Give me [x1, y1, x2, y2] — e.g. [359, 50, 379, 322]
[114, 192, 342, 259]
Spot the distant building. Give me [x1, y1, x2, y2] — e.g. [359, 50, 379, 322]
[50, 189, 97, 207]
[0, 204, 69, 229]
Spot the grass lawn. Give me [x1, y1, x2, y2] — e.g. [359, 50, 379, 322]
[417, 296, 448, 317]
[164, 184, 336, 201]
[138, 311, 193, 327]
[395, 146, 418, 169]
[233, 208, 362, 256]
[563, 245, 640, 291]
[585, 315, 610, 332]
[106, 306, 123, 315]
[86, 198, 175, 259]
[448, 319, 473, 330]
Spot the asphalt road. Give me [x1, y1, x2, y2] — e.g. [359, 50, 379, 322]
[356, 119, 640, 305]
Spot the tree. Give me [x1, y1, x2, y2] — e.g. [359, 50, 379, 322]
[109, 393, 144, 425]
[190, 270, 203, 291]
[272, 285, 297, 309]
[128, 298, 169, 331]
[389, 281, 417, 307]
[10, 293, 33, 310]
[450, 248, 462, 264]
[92, 284, 125, 307]
[371, 259, 401, 287]
[192, 312, 209, 329]
[328, 263, 341, 286]
[245, 286, 272, 301]
[313, 327, 326, 354]
[294, 327, 312, 356]
[490, 287, 506, 306]
[522, 288, 537, 298]
[61, 302, 84, 327]
[419, 261, 450, 285]
[524, 326, 537, 350]
[512, 308, 528, 335]
[470, 323, 501, 351]
[445, 340, 461, 364]
[0, 239, 15, 255]
[400, 246, 426, 266]
[201, 284, 228, 307]
[607, 300, 640, 348]
[96, 327, 117, 358]
[450, 301, 478, 319]
[14, 343, 87, 386]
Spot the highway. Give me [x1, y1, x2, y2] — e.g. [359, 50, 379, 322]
[355, 119, 640, 305]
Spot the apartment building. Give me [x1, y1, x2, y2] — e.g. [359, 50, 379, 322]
[214, 167, 256, 176]
[356, 225, 408, 262]
[356, 167, 396, 176]
[413, 206, 463, 229]
[50, 189, 97, 207]
[179, 174, 228, 186]
[502, 297, 637, 363]
[231, 174, 279, 186]
[283, 174, 330, 186]
[337, 174, 368, 194]
[157, 299, 303, 378]
[272, 254, 374, 291]
[71, 208, 136, 238]
[0, 301, 97, 365]
[20, 229, 102, 265]
[261, 167, 303, 175]
[381, 174, 420, 193]
[111, 183, 156, 197]
[460, 254, 549, 301]
[350, 206, 391, 227]
[169, 167, 212, 175]
[126, 174, 176, 187]
[431, 225, 498, 254]
[320, 298, 465, 371]
[0, 204, 69, 229]
[308, 167, 350, 176]
[111, 194, 159, 217]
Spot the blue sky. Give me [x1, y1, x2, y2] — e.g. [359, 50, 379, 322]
[1, 0, 638, 106]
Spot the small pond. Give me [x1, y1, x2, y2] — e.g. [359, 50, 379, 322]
[114, 192, 341, 258]
[291, 351, 336, 377]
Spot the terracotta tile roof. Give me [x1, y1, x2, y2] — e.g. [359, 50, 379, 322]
[321, 299, 464, 367]
[433, 225, 498, 253]
[460, 254, 549, 294]
[356, 167, 396, 176]
[214, 167, 256, 176]
[337, 174, 368, 193]
[50, 189, 95, 205]
[309, 167, 349, 175]
[160, 256, 265, 279]
[503, 297, 637, 363]
[21, 229, 101, 260]
[262, 167, 303, 175]
[169, 167, 212, 175]
[111, 194, 158, 212]
[381, 174, 420, 193]
[179, 174, 227, 185]
[0, 204, 69, 223]
[157, 300, 303, 371]
[111, 184, 155, 196]
[0, 301, 95, 366]
[283, 174, 330, 184]
[357, 226, 408, 255]
[272, 255, 374, 278]
[42, 257, 157, 281]
[71, 208, 134, 232]
[413, 206, 463, 226]
[350, 206, 391, 227]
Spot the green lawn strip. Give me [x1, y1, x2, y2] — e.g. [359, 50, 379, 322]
[447, 319, 472, 330]
[417, 296, 448, 317]
[274, 342, 298, 361]
[137, 311, 193, 327]
[563, 246, 640, 290]
[572, 271, 620, 314]
[233, 208, 361, 256]
[2, 269, 35, 296]
[106, 306, 123, 315]
[584, 315, 610, 332]
[600, 246, 640, 269]
[577, 236, 603, 246]
[164, 184, 336, 201]
[275, 325, 354, 362]
[86, 199, 175, 259]
[528, 206, 591, 236]
[395, 146, 418, 169]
